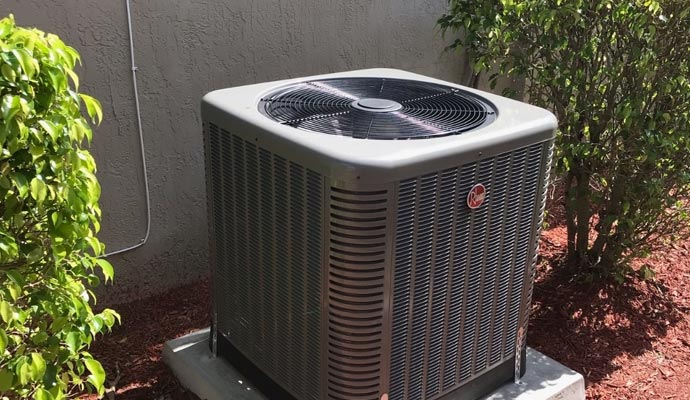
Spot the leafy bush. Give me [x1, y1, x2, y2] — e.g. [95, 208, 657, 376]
[439, 0, 690, 279]
[0, 15, 117, 398]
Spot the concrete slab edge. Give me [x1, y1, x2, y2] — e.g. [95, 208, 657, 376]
[163, 329, 585, 400]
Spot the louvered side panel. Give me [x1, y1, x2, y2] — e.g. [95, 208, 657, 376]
[389, 142, 548, 400]
[424, 169, 457, 398]
[305, 169, 324, 395]
[441, 164, 475, 391]
[326, 187, 391, 400]
[472, 154, 511, 374]
[503, 145, 544, 361]
[488, 149, 529, 366]
[221, 132, 239, 341]
[515, 141, 554, 376]
[272, 155, 291, 383]
[258, 148, 274, 367]
[245, 140, 261, 356]
[389, 180, 416, 400]
[457, 157, 494, 383]
[407, 174, 437, 400]
[207, 125, 323, 400]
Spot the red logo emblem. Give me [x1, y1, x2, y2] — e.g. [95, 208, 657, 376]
[467, 184, 486, 209]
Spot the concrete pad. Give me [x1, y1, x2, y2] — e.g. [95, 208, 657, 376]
[482, 350, 585, 400]
[163, 329, 585, 400]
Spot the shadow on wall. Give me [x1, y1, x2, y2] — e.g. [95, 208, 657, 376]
[528, 251, 685, 386]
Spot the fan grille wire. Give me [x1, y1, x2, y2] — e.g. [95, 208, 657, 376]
[260, 78, 496, 139]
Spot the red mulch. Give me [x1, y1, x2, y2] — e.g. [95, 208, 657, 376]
[81, 197, 690, 399]
[531, 183, 690, 399]
[531, 225, 690, 399]
[80, 281, 210, 400]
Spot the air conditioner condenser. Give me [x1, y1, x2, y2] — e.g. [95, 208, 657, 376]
[202, 69, 556, 400]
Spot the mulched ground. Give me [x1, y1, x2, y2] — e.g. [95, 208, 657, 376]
[81, 281, 210, 400]
[530, 225, 690, 399]
[82, 198, 690, 399]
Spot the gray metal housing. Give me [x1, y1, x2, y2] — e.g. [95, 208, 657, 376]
[202, 69, 556, 400]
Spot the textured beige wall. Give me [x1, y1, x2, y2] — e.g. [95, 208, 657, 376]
[4, 0, 470, 303]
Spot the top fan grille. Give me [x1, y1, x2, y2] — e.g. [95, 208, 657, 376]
[259, 78, 496, 139]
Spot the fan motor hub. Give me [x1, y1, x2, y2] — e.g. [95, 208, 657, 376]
[351, 98, 403, 113]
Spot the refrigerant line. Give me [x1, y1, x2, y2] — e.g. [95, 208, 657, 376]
[102, 0, 151, 257]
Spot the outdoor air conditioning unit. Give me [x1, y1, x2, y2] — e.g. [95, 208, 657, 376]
[202, 69, 556, 400]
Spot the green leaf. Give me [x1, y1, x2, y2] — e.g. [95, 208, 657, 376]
[1, 64, 16, 82]
[95, 259, 114, 282]
[65, 46, 81, 66]
[80, 94, 102, 125]
[84, 358, 105, 393]
[6, 269, 24, 286]
[0, 17, 12, 37]
[100, 313, 114, 330]
[10, 171, 28, 197]
[66, 188, 83, 212]
[100, 309, 121, 329]
[65, 332, 81, 354]
[0, 329, 7, 354]
[35, 388, 54, 400]
[29, 143, 45, 160]
[639, 264, 656, 281]
[66, 68, 79, 90]
[1, 94, 21, 121]
[38, 120, 60, 141]
[18, 362, 31, 385]
[31, 177, 48, 204]
[89, 315, 104, 334]
[0, 369, 13, 391]
[0, 301, 12, 323]
[8, 283, 21, 301]
[85, 237, 103, 255]
[50, 316, 69, 333]
[30, 352, 47, 380]
[75, 118, 93, 143]
[31, 331, 48, 345]
[50, 211, 60, 226]
[12, 48, 37, 78]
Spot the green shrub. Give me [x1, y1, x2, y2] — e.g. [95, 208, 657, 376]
[439, 0, 690, 280]
[0, 15, 117, 398]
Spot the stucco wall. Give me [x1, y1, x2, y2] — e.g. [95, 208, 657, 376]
[5, 0, 470, 303]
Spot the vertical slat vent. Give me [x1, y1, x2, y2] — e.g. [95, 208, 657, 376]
[389, 141, 551, 400]
[516, 141, 554, 364]
[503, 144, 543, 360]
[326, 187, 389, 400]
[207, 124, 323, 400]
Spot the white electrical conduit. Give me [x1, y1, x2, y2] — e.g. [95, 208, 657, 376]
[102, 0, 152, 257]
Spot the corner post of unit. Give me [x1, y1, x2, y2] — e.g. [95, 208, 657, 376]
[210, 310, 218, 357]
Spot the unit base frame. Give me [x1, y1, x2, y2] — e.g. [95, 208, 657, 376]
[214, 330, 526, 400]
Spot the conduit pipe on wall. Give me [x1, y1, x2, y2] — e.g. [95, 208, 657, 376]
[102, 0, 152, 257]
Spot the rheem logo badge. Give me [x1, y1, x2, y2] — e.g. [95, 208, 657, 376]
[467, 184, 486, 209]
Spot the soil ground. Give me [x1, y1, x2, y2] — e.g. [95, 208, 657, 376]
[82, 205, 690, 399]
